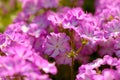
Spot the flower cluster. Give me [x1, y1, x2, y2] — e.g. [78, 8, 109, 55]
[76, 55, 120, 80]
[1, 0, 120, 80]
[0, 34, 57, 79]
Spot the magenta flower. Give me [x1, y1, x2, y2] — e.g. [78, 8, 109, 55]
[14, 12, 30, 22]
[63, 16, 80, 29]
[0, 55, 56, 80]
[113, 37, 120, 57]
[44, 32, 70, 58]
[97, 39, 115, 57]
[2, 0, 120, 79]
[32, 13, 50, 29]
[28, 23, 46, 38]
[20, 0, 41, 15]
[0, 56, 33, 78]
[0, 41, 57, 79]
[76, 55, 120, 80]
[62, 8, 85, 30]
[29, 53, 57, 75]
[40, 0, 59, 8]
[0, 34, 7, 49]
[103, 19, 120, 39]
[55, 53, 71, 65]
[76, 23, 104, 43]
[48, 11, 65, 26]
[0, 33, 10, 51]
[102, 69, 120, 80]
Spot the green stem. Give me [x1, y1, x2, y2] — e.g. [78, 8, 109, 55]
[76, 44, 84, 54]
[71, 57, 74, 80]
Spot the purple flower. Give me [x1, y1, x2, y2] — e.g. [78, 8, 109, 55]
[62, 8, 85, 30]
[103, 19, 120, 39]
[3, 41, 57, 74]
[76, 65, 96, 80]
[29, 53, 57, 75]
[0, 33, 7, 49]
[0, 56, 33, 77]
[13, 12, 30, 23]
[40, 0, 59, 8]
[44, 32, 70, 58]
[0, 41, 57, 79]
[97, 39, 115, 57]
[2, 41, 32, 57]
[102, 69, 120, 80]
[103, 55, 118, 66]
[48, 11, 64, 26]
[32, 35, 46, 53]
[32, 13, 50, 29]
[27, 23, 46, 38]
[63, 15, 80, 29]
[95, 0, 120, 12]
[48, 8, 85, 31]
[0, 55, 55, 80]
[20, 0, 41, 15]
[76, 55, 120, 80]
[55, 53, 71, 65]
[113, 37, 120, 57]
[4, 22, 36, 47]
[76, 23, 104, 43]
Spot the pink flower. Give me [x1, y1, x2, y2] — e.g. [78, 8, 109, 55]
[40, 0, 59, 8]
[0, 34, 6, 48]
[0, 33, 10, 50]
[44, 32, 70, 58]
[32, 13, 50, 29]
[55, 53, 71, 65]
[76, 55, 120, 80]
[104, 19, 120, 39]
[21, 0, 41, 15]
[77, 23, 104, 43]
[97, 39, 115, 57]
[102, 69, 120, 80]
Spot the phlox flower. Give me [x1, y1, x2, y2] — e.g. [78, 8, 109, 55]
[0, 55, 55, 80]
[48, 11, 65, 26]
[27, 23, 46, 38]
[76, 55, 120, 80]
[95, 0, 120, 12]
[0, 56, 33, 78]
[63, 16, 80, 29]
[0, 41, 57, 79]
[103, 19, 120, 39]
[102, 69, 120, 80]
[0, 34, 7, 49]
[55, 53, 71, 65]
[113, 37, 120, 57]
[97, 39, 115, 57]
[20, 0, 41, 15]
[62, 8, 85, 30]
[13, 12, 30, 22]
[44, 32, 70, 58]
[40, 0, 59, 8]
[32, 13, 50, 29]
[76, 23, 104, 43]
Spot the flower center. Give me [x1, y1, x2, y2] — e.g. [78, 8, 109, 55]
[55, 45, 59, 48]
